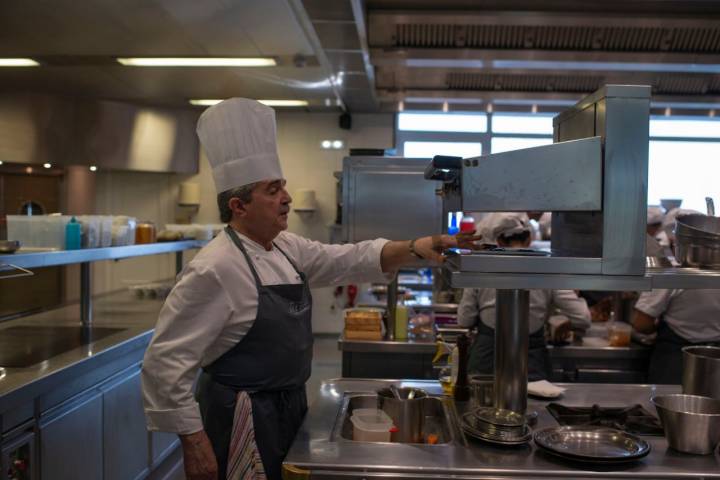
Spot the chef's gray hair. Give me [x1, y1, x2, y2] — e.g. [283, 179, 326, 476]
[217, 183, 258, 223]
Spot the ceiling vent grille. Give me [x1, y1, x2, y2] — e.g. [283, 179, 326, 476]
[446, 73, 603, 92]
[394, 24, 720, 52]
[655, 76, 711, 95]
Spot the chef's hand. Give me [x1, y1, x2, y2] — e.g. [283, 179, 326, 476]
[180, 430, 218, 480]
[412, 232, 482, 263]
[381, 231, 482, 272]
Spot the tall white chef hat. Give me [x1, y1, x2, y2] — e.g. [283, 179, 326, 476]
[196, 98, 283, 193]
[478, 212, 531, 243]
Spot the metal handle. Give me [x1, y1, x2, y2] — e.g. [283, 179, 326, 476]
[0, 263, 34, 280]
[424, 155, 463, 182]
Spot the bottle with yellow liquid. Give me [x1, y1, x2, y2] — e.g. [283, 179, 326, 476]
[394, 303, 408, 341]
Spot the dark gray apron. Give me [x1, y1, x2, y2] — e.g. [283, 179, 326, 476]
[648, 320, 720, 384]
[468, 321, 551, 381]
[196, 226, 313, 479]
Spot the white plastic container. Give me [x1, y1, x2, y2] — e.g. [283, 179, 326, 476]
[350, 411, 393, 442]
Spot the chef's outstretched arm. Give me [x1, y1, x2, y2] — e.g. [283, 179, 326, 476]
[380, 233, 481, 273]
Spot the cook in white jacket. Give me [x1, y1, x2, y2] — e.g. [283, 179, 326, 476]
[457, 213, 591, 380]
[141, 98, 479, 480]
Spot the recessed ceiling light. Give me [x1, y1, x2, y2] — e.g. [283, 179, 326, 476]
[321, 140, 332, 149]
[258, 100, 308, 107]
[0, 160, 4, 165]
[117, 57, 276, 67]
[189, 99, 308, 107]
[43, 163, 52, 169]
[332, 140, 344, 149]
[0, 58, 39, 67]
[89, 165, 98, 172]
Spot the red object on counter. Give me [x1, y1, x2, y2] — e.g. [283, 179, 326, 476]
[346, 284, 358, 308]
[459, 215, 475, 233]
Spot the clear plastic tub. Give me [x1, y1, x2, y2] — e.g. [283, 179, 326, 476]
[352, 408, 392, 420]
[608, 322, 632, 347]
[350, 411, 393, 442]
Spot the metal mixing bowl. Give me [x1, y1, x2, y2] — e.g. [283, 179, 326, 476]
[0, 240, 20, 254]
[652, 394, 720, 454]
[675, 214, 720, 269]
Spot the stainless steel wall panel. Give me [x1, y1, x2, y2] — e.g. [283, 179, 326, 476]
[342, 157, 442, 242]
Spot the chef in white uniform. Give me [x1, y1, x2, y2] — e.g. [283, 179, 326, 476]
[141, 98, 478, 480]
[633, 289, 720, 384]
[457, 213, 591, 380]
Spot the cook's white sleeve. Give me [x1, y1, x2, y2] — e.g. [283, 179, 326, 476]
[141, 265, 233, 434]
[634, 289, 673, 318]
[551, 290, 592, 330]
[457, 289, 481, 328]
[288, 234, 392, 287]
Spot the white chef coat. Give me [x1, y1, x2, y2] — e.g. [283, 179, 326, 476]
[457, 289, 591, 334]
[634, 289, 720, 343]
[142, 228, 390, 434]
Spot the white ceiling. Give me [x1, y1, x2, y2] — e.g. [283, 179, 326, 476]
[0, 0, 719, 113]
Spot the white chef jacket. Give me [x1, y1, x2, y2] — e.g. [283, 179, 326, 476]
[634, 289, 720, 343]
[457, 289, 591, 334]
[142, 228, 390, 434]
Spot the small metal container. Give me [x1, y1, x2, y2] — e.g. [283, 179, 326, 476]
[682, 346, 720, 400]
[377, 387, 427, 443]
[652, 394, 720, 455]
[0, 240, 20, 254]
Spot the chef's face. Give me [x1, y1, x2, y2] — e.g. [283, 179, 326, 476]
[246, 179, 292, 233]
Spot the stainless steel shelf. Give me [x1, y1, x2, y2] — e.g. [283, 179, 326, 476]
[0, 240, 206, 269]
[445, 265, 720, 291]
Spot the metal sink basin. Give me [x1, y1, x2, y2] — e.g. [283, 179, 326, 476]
[331, 392, 459, 445]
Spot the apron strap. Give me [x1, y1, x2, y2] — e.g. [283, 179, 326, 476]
[225, 226, 263, 288]
[271, 242, 304, 278]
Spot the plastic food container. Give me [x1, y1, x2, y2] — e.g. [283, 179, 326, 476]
[350, 411, 393, 442]
[608, 322, 632, 347]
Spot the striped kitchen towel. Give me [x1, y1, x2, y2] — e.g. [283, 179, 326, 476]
[227, 391, 266, 480]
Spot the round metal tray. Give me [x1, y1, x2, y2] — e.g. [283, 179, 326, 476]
[533, 426, 651, 463]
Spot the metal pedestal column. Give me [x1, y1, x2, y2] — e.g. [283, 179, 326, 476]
[80, 262, 92, 327]
[494, 289, 529, 414]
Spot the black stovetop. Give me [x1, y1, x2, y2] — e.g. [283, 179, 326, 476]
[546, 403, 664, 436]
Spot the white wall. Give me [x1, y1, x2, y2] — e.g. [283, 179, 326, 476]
[91, 112, 394, 333]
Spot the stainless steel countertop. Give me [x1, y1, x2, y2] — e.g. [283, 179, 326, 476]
[0, 290, 161, 410]
[338, 336, 651, 360]
[285, 379, 720, 478]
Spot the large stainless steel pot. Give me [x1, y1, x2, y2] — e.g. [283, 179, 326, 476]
[675, 214, 720, 269]
[682, 346, 720, 400]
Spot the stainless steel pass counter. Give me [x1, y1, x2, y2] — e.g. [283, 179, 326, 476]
[339, 336, 651, 383]
[284, 379, 720, 479]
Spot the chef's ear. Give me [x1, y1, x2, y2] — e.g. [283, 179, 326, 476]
[228, 197, 249, 217]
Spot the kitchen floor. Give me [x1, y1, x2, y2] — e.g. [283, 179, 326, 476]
[307, 334, 343, 406]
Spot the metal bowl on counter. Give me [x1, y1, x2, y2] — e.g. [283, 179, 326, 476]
[675, 214, 720, 269]
[0, 240, 20, 254]
[651, 394, 720, 455]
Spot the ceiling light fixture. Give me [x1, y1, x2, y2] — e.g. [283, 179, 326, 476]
[117, 57, 276, 67]
[321, 140, 332, 149]
[89, 165, 98, 172]
[189, 99, 308, 107]
[0, 58, 39, 67]
[0, 160, 3, 165]
[43, 163, 51, 169]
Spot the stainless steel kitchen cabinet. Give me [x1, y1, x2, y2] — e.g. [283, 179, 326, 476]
[101, 365, 149, 480]
[39, 390, 103, 480]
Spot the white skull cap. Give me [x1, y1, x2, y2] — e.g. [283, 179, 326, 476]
[478, 212, 531, 243]
[197, 98, 283, 193]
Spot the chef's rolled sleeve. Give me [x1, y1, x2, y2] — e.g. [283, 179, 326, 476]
[281, 234, 391, 287]
[141, 264, 233, 434]
[634, 289, 673, 318]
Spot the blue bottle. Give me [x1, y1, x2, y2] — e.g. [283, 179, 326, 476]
[65, 217, 81, 250]
[448, 213, 459, 235]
